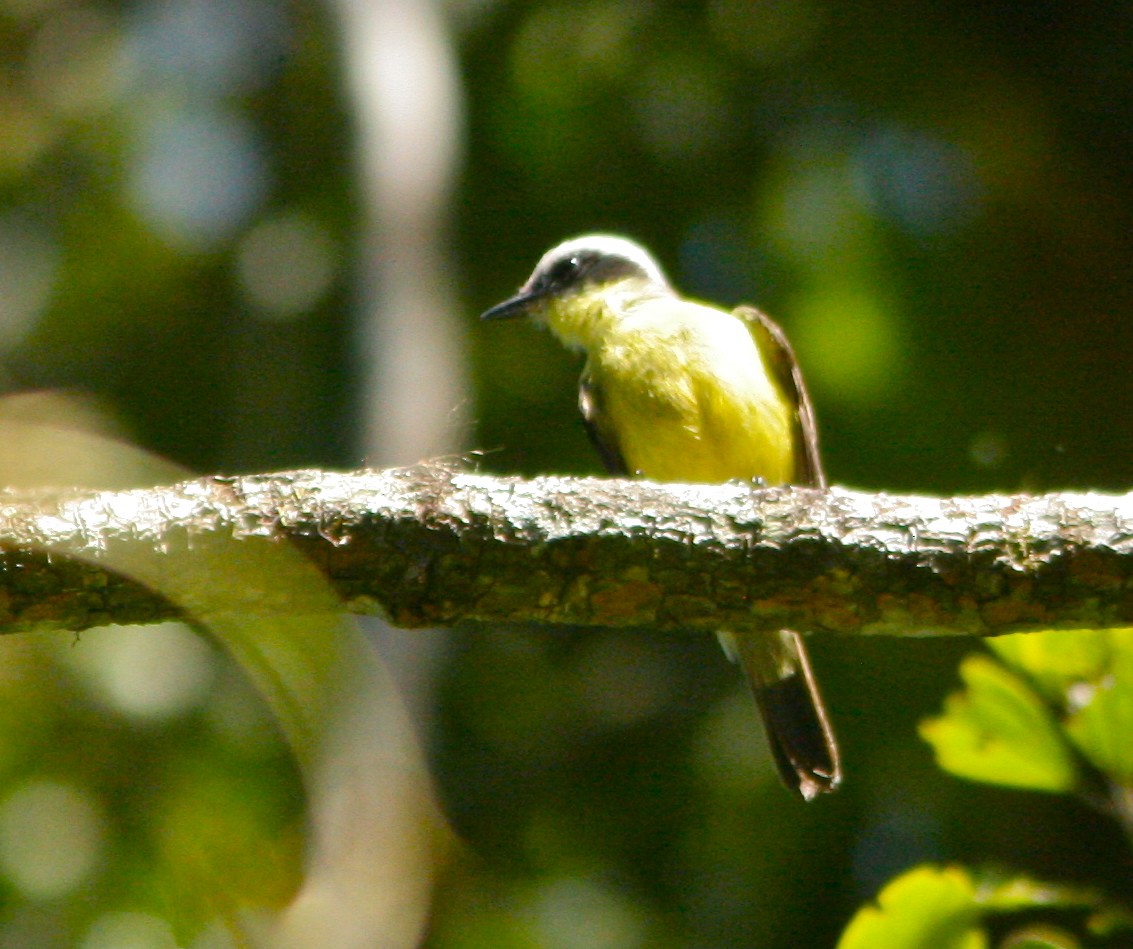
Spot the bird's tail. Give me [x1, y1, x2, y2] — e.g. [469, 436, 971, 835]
[718, 629, 841, 801]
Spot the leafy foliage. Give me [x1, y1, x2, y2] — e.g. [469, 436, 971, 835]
[923, 628, 1133, 796]
[840, 628, 1133, 947]
[838, 864, 1131, 949]
[919, 655, 1079, 793]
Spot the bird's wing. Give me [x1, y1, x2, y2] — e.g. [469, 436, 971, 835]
[579, 368, 630, 476]
[734, 306, 826, 489]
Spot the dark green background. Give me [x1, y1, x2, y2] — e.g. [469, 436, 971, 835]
[1, 0, 1130, 945]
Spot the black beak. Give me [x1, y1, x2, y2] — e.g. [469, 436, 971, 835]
[480, 285, 550, 321]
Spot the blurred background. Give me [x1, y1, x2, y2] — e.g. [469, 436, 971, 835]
[0, 0, 1131, 946]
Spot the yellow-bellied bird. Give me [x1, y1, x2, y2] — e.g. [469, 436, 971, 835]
[481, 235, 840, 800]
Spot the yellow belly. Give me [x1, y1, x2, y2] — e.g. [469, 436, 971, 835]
[594, 314, 796, 485]
[608, 390, 795, 483]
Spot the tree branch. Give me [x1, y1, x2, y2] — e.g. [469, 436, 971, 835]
[1, 463, 1131, 638]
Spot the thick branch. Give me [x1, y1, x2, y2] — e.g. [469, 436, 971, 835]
[0, 464, 1131, 638]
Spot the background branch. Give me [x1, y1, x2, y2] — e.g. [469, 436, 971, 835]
[2, 463, 1131, 638]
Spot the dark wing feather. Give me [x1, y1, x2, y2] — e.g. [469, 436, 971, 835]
[579, 368, 630, 476]
[734, 306, 825, 489]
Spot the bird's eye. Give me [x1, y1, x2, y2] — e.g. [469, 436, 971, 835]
[549, 255, 581, 285]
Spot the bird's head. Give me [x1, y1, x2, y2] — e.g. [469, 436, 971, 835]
[481, 235, 671, 347]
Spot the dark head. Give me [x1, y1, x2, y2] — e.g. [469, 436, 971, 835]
[480, 235, 671, 324]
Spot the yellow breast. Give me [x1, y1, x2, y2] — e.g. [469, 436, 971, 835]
[592, 302, 796, 485]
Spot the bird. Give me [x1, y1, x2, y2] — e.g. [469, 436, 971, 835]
[481, 234, 840, 800]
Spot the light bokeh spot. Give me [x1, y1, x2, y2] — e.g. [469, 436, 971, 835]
[26, 5, 128, 116]
[236, 211, 338, 320]
[528, 876, 648, 949]
[0, 780, 105, 899]
[80, 911, 178, 949]
[129, 106, 268, 249]
[790, 284, 902, 405]
[0, 216, 57, 350]
[127, 0, 288, 96]
[65, 623, 216, 721]
[855, 127, 982, 236]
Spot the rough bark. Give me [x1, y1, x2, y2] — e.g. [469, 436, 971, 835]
[0, 463, 1130, 638]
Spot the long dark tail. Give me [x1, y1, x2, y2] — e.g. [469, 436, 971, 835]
[719, 629, 841, 801]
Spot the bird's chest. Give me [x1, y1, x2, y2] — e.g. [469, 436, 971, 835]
[590, 328, 795, 484]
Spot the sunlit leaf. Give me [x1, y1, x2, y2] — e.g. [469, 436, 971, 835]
[840, 866, 1133, 949]
[987, 629, 1115, 704]
[919, 656, 1078, 792]
[1065, 679, 1133, 784]
[982, 628, 1133, 786]
[837, 865, 985, 949]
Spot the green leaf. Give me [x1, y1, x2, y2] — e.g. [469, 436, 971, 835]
[987, 629, 1116, 703]
[837, 865, 986, 949]
[839, 866, 1133, 949]
[983, 628, 1133, 785]
[1065, 679, 1133, 784]
[919, 655, 1078, 792]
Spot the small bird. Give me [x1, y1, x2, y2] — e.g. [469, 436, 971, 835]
[481, 234, 841, 800]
